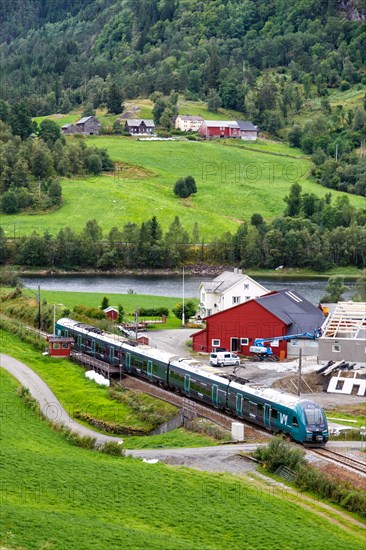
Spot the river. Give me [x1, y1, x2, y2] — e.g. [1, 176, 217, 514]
[20, 274, 355, 305]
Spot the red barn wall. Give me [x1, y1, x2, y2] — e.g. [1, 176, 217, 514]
[192, 301, 289, 357]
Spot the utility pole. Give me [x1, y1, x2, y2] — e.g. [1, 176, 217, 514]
[182, 267, 185, 327]
[37, 285, 41, 331]
[53, 304, 56, 335]
[135, 305, 139, 341]
[297, 348, 302, 397]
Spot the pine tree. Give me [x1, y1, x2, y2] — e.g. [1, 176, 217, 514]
[107, 83, 123, 114]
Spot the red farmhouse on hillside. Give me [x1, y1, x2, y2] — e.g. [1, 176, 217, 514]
[192, 289, 324, 359]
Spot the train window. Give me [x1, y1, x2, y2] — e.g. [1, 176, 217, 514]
[292, 416, 298, 427]
[271, 409, 278, 420]
[249, 402, 257, 417]
[243, 399, 249, 415]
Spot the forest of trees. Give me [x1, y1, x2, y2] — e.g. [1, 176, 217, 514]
[1, 1, 365, 196]
[1, 1, 365, 117]
[1, 186, 365, 270]
[0, 107, 114, 213]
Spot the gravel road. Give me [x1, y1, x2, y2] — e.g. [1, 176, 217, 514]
[0, 353, 122, 445]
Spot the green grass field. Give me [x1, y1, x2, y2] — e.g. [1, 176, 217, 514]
[0, 328, 226, 448]
[1, 368, 364, 549]
[22, 288, 189, 328]
[2, 136, 364, 239]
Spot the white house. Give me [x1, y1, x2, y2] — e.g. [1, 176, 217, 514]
[175, 115, 204, 132]
[198, 269, 269, 318]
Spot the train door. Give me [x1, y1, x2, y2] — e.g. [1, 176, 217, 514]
[147, 360, 153, 382]
[184, 374, 190, 396]
[264, 404, 271, 429]
[77, 335, 82, 350]
[91, 340, 95, 355]
[236, 394, 243, 417]
[126, 352, 131, 373]
[212, 384, 218, 407]
[109, 347, 114, 364]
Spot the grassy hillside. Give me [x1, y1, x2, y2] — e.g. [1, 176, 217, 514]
[1, 367, 364, 549]
[1, 137, 364, 238]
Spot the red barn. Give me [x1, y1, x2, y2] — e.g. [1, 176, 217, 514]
[199, 120, 241, 139]
[47, 336, 74, 357]
[192, 289, 324, 359]
[103, 307, 119, 321]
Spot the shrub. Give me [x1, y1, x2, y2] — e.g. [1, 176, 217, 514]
[253, 437, 306, 472]
[139, 307, 169, 317]
[101, 441, 125, 456]
[74, 304, 106, 320]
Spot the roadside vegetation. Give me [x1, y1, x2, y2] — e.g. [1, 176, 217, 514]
[254, 438, 366, 517]
[1, 368, 364, 549]
[0, 286, 195, 331]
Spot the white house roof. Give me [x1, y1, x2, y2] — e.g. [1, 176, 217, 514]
[177, 115, 204, 121]
[321, 301, 366, 339]
[200, 271, 269, 295]
[125, 119, 155, 127]
[203, 120, 240, 128]
[103, 307, 119, 313]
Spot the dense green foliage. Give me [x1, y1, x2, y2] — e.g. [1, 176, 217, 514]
[2, 181, 364, 270]
[254, 438, 366, 517]
[0, 118, 114, 213]
[1, 1, 365, 114]
[1, 369, 364, 550]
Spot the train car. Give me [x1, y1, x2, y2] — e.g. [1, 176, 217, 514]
[225, 382, 328, 444]
[56, 318, 328, 445]
[169, 359, 229, 409]
[56, 318, 175, 384]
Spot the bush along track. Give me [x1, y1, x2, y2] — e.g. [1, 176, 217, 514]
[253, 438, 366, 518]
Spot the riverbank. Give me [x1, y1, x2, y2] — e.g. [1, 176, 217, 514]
[5, 264, 363, 280]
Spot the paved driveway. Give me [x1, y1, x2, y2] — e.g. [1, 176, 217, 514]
[147, 328, 203, 358]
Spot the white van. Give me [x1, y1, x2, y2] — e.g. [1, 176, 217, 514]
[210, 352, 240, 367]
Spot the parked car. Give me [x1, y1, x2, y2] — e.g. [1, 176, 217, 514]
[210, 352, 240, 366]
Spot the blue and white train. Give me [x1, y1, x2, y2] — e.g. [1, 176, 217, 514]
[56, 318, 329, 445]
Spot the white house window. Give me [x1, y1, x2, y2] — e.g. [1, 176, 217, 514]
[240, 338, 249, 345]
[212, 339, 220, 347]
[201, 292, 206, 302]
[207, 309, 212, 316]
[332, 344, 341, 352]
[244, 284, 249, 290]
[232, 296, 240, 305]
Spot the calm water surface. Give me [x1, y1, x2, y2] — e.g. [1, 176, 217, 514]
[20, 274, 355, 305]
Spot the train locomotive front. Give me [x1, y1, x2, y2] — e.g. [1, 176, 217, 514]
[295, 400, 329, 445]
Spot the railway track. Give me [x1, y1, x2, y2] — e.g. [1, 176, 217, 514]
[119, 374, 270, 438]
[312, 448, 366, 475]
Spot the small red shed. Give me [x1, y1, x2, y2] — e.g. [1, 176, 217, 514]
[47, 336, 74, 357]
[103, 307, 119, 321]
[191, 289, 324, 359]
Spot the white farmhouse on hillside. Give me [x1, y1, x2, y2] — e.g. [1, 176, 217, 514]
[198, 269, 269, 318]
[175, 115, 204, 132]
